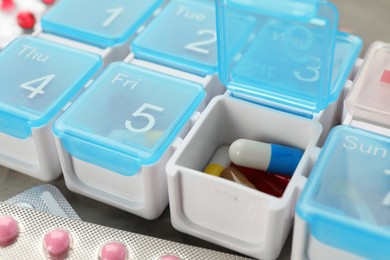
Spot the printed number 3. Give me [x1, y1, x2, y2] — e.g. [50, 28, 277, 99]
[293, 57, 320, 82]
[125, 103, 164, 133]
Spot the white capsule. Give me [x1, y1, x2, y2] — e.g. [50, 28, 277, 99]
[229, 139, 303, 176]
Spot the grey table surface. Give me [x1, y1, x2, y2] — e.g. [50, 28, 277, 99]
[1, 1, 390, 259]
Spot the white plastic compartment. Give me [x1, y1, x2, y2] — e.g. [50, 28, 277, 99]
[0, 36, 102, 181]
[166, 94, 322, 259]
[165, 0, 362, 258]
[53, 62, 210, 220]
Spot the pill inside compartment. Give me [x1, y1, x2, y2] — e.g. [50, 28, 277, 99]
[166, 95, 322, 252]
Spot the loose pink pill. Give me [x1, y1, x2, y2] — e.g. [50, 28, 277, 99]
[43, 229, 71, 258]
[0, 216, 19, 247]
[99, 241, 128, 260]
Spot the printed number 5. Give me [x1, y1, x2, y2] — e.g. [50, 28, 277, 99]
[293, 57, 320, 82]
[125, 103, 164, 133]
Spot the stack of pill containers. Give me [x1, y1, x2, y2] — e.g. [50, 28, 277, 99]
[45, 0, 233, 220]
[292, 42, 390, 259]
[166, 0, 362, 259]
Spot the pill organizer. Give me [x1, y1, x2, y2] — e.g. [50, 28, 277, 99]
[2, 0, 387, 259]
[344, 41, 390, 137]
[166, 0, 362, 259]
[0, 202, 251, 259]
[292, 125, 390, 260]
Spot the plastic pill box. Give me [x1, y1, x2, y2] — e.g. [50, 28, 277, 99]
[0, 36, 102, 181]
[344, 41, 390, 137]
[166, 0, 361, 259]
[53, 62, 205, 219]
[292, 126, 390, 260]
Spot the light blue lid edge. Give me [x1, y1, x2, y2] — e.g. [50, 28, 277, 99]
[329, 32, 363, 102]
[0, 38, 103, 139]
[41, 0, 164, 48]
[296, 125, 390, 258]
[53, 63, 205, 176]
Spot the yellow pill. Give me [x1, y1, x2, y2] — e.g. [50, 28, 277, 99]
[203, 145, 230, 177]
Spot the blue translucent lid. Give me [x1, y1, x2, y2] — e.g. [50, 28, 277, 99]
[41, 0, 163, 48]
[216, 0, 361, 113]
[53, 62, 205, 176]
[0, 36, 102, 139]
[297, 126, 390, 258]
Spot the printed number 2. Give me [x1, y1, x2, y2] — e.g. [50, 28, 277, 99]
[103, 7, 124, 27]
[185, 29, 216, 55]
[125, 103, 164, 133]
[20, 74, 55, 99]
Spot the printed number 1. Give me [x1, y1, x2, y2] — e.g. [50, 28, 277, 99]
[20, 74, 55, 99]
[103, 7, 124, 27]
[125, 103, 164, 133]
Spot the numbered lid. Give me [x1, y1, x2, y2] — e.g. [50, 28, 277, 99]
[297, 126, 390, 258]
[41, 0, 163, 48]
[132, 0, 219, 76]
[217, 0, 361, 113]
[53, 62, 205, 176]
[0, 36, 102, 139]
[345, 42, 390, 128]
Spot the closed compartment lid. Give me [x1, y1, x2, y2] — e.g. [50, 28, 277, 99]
[297, 126, 390, 259]
[53, 62, 205, 176]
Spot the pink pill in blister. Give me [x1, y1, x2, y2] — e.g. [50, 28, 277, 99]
[158, 254, 182, 260]
[0, 216, 19, 247]
[43, 228, 71, 258]
[99, 241, 128, 260]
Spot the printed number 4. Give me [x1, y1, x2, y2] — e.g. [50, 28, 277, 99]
[20, 74, 55, 99]
[125, 103, 164, 133]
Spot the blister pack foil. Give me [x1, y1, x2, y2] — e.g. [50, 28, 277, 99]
[0, 203, 251, 259]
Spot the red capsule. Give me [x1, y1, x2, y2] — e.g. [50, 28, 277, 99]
[17, 11, 36, 30]
[42, 0, 55, 5]
[1, 0, 15, 12]
[230, 163, 291, 197]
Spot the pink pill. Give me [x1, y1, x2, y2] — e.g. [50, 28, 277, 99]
[0, 216, 19, 247]
[158, 254, 182, 260]
[99, 241, 128, 260]
[43, 229, 71, 258]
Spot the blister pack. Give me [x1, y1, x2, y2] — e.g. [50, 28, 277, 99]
[0, 203, 250, 259]
[4, 184, 80, 220]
